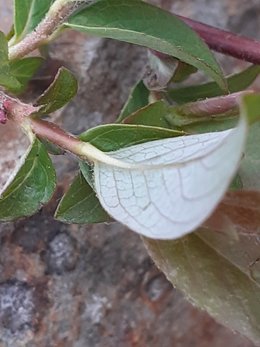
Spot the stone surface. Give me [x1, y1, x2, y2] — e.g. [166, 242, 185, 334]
[0, 1, 259, 346]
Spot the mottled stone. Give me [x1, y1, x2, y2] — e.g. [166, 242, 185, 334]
[0, 281, 35, 334]
[44, 232, 79, 275]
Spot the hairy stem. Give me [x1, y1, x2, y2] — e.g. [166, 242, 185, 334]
[8, 0, 80, 60]
[176, 91, 253, 118]
[178, 15, 260, 64]
[7, 0, 260, 65]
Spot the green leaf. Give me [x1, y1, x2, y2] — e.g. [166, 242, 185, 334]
[168, 65, 260, 104]
[13, 0, 54, 43]
[239, 123, 260, 189]
[238, 93, 260, 189]
[79, 123, 183, 151]
[121, 99, 236, 132]
[79, 161, 95, 189]
[144, 232, 260, 345]
[0, 32, 21, 90]
[66, 0, 226, 90]
[122, 100, 172, 128]
[10, 57, 44, 93]
[0, 138, 56, 221]
[116, 80, 150, 123]
[41, 138, 65, 155]
[171, 61, 197, 83]
[55, 172, 110, 223]
[35, 67, 78, 114]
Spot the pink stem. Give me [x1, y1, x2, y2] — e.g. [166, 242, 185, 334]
[178, 15, 260, 65]
[176, 90, 253, 117]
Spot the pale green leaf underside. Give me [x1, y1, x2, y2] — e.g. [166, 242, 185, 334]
[0, 138, 56, 221]
[55, 123, 182, 224]
[94, 115, 246, 239]
[66, 0, 226, 90]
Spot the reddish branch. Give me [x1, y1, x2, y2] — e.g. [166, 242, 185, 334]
[30, 118, 82, 154]
[176, 90, 254, 117]
[178, 15, 260, 65]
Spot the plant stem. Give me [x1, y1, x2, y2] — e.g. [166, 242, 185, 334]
[165, 90, 253, 127]
[8, 0, 79, 60]
[178, 15, 260, 65]
[30, 118, 139, 168]
[30, 118, 82, 153]
[7, 0, 260, 65]
[176, 91, 253, 118]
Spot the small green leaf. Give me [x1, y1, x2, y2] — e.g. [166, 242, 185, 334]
[10, 57, 44, 94]
[79, 123, 183, 151]
[55, 172, 110, 224]
[238, 93, 260, 189]
[171, 61, 197, 83]
[13, 0, 54, 43]
[144, 233, 260, 345]
[0, 138, 56, 221]
[168, 65, 260, 104]
[79, 161, 95, 189]
[121, 100, 236, 132]
[35, 67, 78, 114]
[67, 0, 226, 90]
[41, 138, 65, 155]
[116, 80, 150, 123]
[0, 32, 21, 90]
[122, 100, 171, 128]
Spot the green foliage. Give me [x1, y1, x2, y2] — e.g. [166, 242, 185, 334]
[0, 138, 56, 221]
[78, 123, 182, 150]
[168, 65, 260, 104]
[0, 32, 21, 90]
[35, 67, 78, 114]
[121, 100, 171, 128]
[13, 0, 54, 42]
[10, 57, 44, 93]
[238, 94, 260, 189]
[116, 80, 150, 123]
[67, 0, 226, 90]
[55, 172, 110, 223]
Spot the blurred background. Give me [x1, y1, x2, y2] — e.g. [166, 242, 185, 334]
[0, 0, 259, 346]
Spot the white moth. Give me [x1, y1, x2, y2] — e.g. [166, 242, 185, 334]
[93, 116, 247, 240]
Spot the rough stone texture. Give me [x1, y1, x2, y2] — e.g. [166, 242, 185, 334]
[0, 1, 259, 346]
